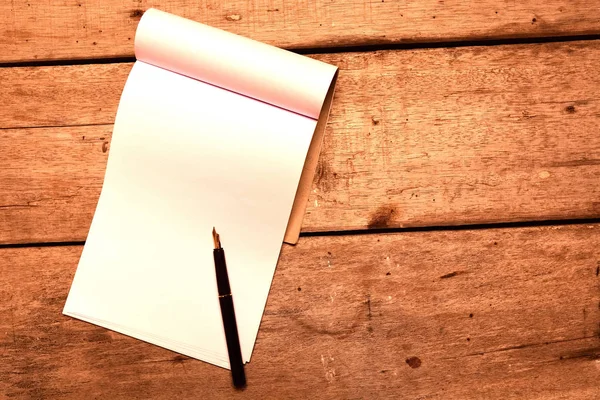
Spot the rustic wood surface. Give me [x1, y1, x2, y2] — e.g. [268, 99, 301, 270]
[3, 2, 600, 399]
[2, 224, 599, 399]
[3, 41, 600, 244]
[2, 1, 600, 63]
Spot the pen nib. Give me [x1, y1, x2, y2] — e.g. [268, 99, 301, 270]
[212, 227, 221, 249]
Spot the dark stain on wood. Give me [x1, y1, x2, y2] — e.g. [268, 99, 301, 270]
[367, 205, 396, 229]
[42, 294, 65, 308]
[596, 263, 599, 276]
[83, 330, 113, 343]
[549, 158, 600, 167]
[469, 313, 474, 318]
[314, 159, 337, 192]
[293, 316, 360, 338]
[130, 9, 144, 18]
[171, 355, 190, 364]
[386, 272, 391, 276]
[440, 270, 467, 279]
[371, 116, 380, 125]
[366, 295, 372, 319]
[405, 356, 422, 368]
[11, 361, 58, 398]
[559, 347, 600, 361]
[565, 105, 576, 113]
[102, 141, 109, 153]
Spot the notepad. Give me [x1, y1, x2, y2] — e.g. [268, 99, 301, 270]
[63, 8, 337, 369]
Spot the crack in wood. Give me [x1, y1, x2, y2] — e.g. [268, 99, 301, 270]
[557, 346, 600, 362]
[0, 122, 113, 131]
[445, 335, 599, 359]
[11, 301, 17, 345]
[548, 158, 600, 168]
[0, 204, 37, 209]
[440, 270, 468, 279]
[0, 188, 85, 210]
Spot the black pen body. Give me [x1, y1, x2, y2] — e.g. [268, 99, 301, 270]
[213, 248, 246, 388]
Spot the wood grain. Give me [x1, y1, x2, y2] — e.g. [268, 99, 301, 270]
[0, 125, 110, 244]
[3, 41, 600, 244]
[2, 224, 599, 399]
[2, 1, 600, 63]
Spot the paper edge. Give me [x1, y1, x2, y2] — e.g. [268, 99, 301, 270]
[283, 69, 339, 245]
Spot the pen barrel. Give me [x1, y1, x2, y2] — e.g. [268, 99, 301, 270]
[219, 294, 246, 388]
[213, 247, 246, 388]
[213, 249, 231, 296]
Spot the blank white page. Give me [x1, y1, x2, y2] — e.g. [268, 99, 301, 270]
[63, 60, 317, 367]
[133, 8, 339, 244]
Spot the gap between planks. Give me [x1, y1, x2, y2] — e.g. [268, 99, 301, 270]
[3, 218, 600, 249]
[2, 33, 600, 69]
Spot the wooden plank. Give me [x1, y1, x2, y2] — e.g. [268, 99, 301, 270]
[3, 41, 600, 244]
[2, 1, 600, 63]
[0, 125, 110, 244]
[1, 224, 599, 398]
[0, 63, 129, 129]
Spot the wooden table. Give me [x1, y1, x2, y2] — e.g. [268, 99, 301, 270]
[2, 2, 600, 398]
